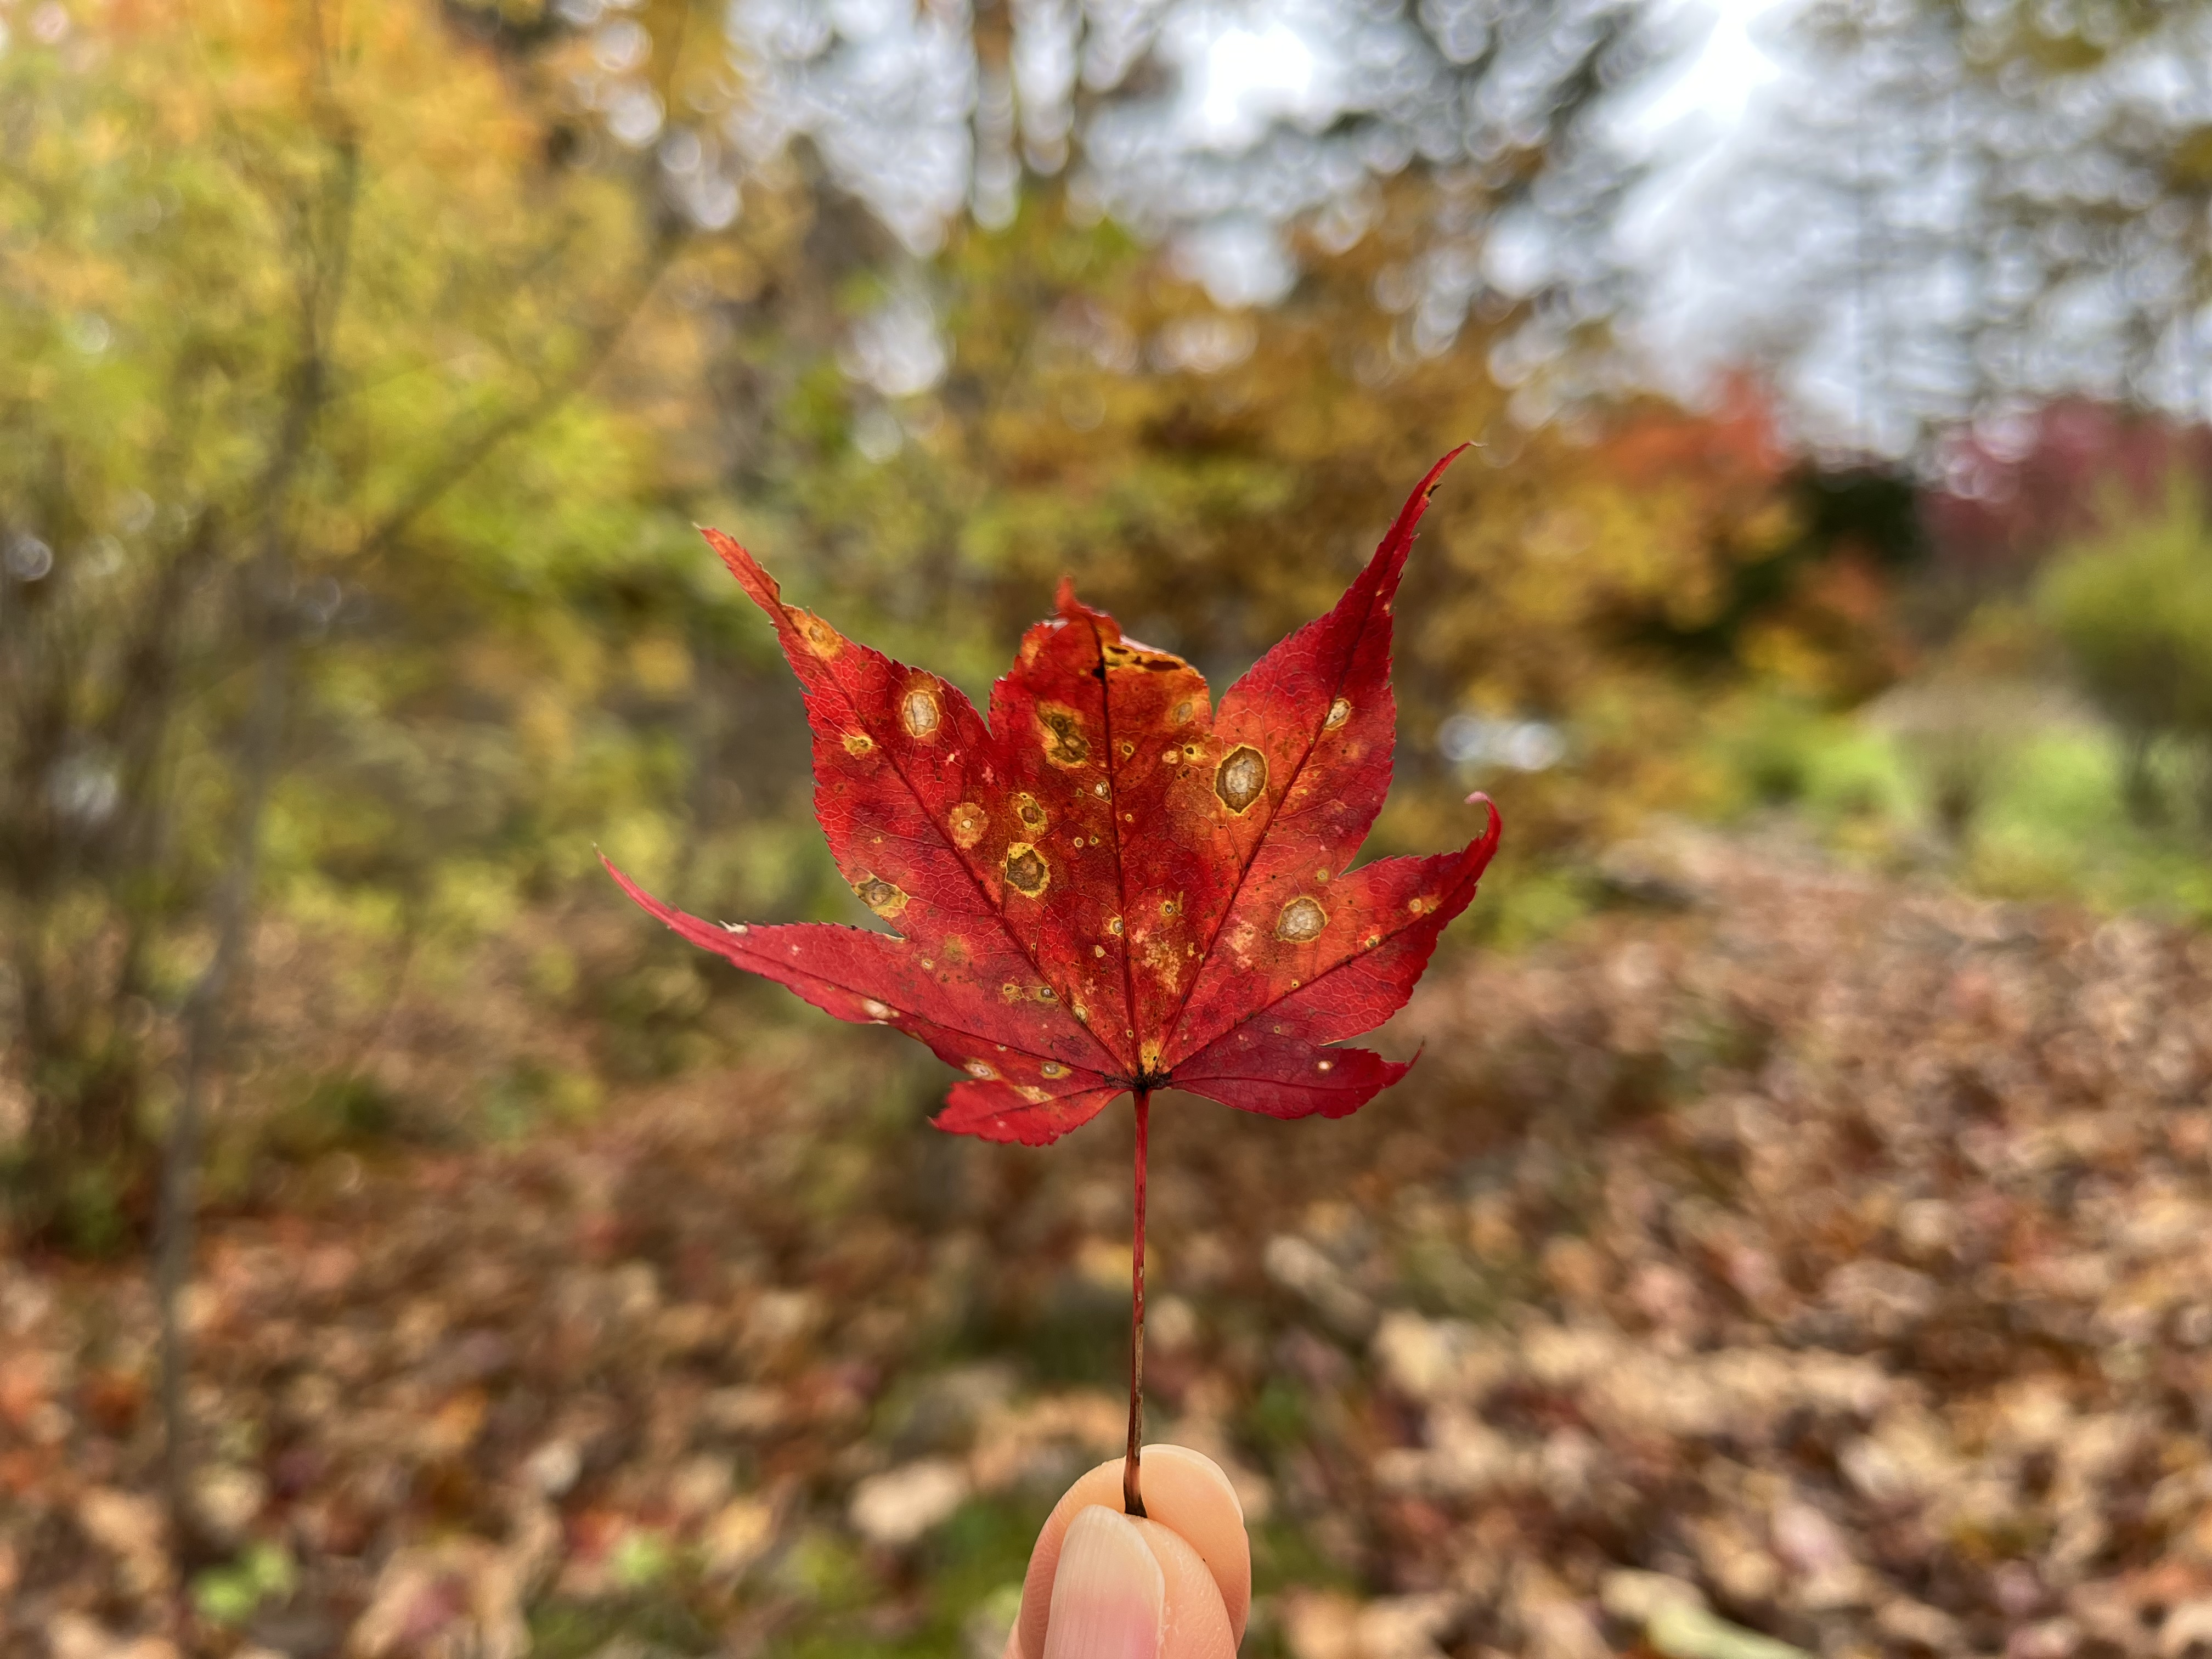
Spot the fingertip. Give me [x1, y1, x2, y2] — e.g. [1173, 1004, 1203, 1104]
[1131, 1515, 1237, 1659]
[1042, 1506, 1165, 1659]
[1131, 1446, 1250, 1640]
[1014, 1447, 1251, 1659]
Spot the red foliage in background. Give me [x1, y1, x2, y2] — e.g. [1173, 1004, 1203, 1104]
[1929, 398, 2212, 574]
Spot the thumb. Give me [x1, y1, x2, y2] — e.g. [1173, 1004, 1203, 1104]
[1011, 1447, 1247, 1659]
[1041, 1506, 1167, 1659]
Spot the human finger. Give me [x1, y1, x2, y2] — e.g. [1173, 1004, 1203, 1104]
[1011, 1446, 1250, 1659]
[1008, 1503, 1237, 1659]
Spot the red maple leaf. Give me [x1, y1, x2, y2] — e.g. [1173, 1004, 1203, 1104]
[606, 447, 1498, 1139]
[604, 450, 1499, 1511]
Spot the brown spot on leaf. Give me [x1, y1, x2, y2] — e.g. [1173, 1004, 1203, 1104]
[853, 874, 908, 918]
[1276, 896, 1328, 942]
[1215, 745, 1268, 814]
[1014, 794, 1048, 833]
[1103, 640, 1188, 672]
[901, 687, 941, 738]
[1325, 697, 1352, 730]
[1003, 843, 1049, 898]
[1037, 705, 1091, 767]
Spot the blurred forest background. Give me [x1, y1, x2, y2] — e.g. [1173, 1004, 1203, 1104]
[8, 1, 2212, 1656]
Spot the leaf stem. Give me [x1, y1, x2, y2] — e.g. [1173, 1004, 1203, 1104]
[1123, 1088, 1150, 1517]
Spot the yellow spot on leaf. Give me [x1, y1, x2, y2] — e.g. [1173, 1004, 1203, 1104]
[788, 608, 842, 658]
[947, 802, 988, 849]
[1276, 896, 1328, 941]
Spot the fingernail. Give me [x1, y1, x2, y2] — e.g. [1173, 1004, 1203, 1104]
[1043, 1505, 1164, 1659]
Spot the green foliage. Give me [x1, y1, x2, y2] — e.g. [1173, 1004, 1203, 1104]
[1963, 731, 2212, 918]
[1707, 692, 2212, 923]
[0, 0, 783, 1227]
[2038, 488, 2212, 744]
[264, 1072, 402, 1161]
[759, 1499, 1041, 1659]
[2036, 487, 2212, 828]
[190, 1541, 298, 1627]
[531, 1587, 719, 1659]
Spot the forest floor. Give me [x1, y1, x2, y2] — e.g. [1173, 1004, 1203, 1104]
[6, 826, 2212, 1659]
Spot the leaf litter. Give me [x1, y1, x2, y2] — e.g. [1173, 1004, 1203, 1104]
[4, 830, 2212, 1657]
